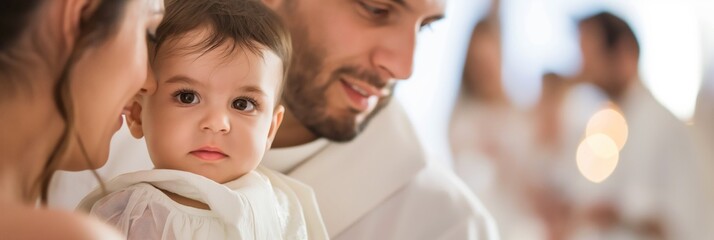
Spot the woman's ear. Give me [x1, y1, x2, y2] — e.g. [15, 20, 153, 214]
[265, 105, 285, 151]
[59, 0, 101, 51]
[126, 99, 146, 139]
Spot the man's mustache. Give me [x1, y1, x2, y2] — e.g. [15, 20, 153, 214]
[332, 66, 389, 90]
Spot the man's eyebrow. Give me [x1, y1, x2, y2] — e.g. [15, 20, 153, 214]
[165, 75, 203, 87]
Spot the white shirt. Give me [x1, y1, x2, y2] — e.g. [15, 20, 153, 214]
[263, 101, 499, 239]
[263, 139, 329, 173]
[77, 167, 328, 240]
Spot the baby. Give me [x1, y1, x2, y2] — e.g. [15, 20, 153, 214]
[77, 0, 327, 239]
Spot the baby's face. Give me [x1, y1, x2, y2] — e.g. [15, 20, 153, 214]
[140, 31, 284, 183]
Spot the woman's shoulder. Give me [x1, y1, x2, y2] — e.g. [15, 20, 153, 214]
[0, 204, 123, 240]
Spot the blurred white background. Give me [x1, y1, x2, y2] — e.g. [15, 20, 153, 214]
[396, 0, 714, 165]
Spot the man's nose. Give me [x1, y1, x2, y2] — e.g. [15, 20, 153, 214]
[200, 109, 231, 134]
[371, 25, 418, 80]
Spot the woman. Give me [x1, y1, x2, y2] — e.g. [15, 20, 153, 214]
[0, 0, 163, 238]
[449, 1, 556, 239]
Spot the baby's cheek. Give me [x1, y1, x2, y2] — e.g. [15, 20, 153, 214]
[144, 122, 184, 167]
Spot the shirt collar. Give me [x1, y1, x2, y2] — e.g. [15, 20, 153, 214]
[262, 101, 427, 237]
[262, 138, 330, 173]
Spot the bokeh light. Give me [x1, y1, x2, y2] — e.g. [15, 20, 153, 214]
[585, 106, 629, 150]
[576, 133, 620, 183]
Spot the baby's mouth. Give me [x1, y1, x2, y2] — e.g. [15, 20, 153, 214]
[190, 147, 228, 161]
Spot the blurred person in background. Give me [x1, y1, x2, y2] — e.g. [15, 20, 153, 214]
[449, 1, 551, 239]
[692, 53, 714, 236]
[534, 73, 575, 157]
[550, 11, 711, 240]
[528, 72, 581, 240]
[693, 57, 714, 171]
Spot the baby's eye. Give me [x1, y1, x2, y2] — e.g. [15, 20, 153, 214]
[232, 98, 257, 112]
[175, 91, 200, 104]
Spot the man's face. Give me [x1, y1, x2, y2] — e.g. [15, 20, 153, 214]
[274, 0, 445, 141]
[579, 22, 610, 85]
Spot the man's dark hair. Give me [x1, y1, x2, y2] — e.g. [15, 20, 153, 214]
[579, 11, 640, 57]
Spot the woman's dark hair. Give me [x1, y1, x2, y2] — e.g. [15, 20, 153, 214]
[0, 0, 43, 83]
[0, 0, 42, 51]
[0, 0, 131, 203]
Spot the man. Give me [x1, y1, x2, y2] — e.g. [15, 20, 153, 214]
[558, 12, 711, 239]
[50, 0, 498, 239]
[258, 0, 496, 239]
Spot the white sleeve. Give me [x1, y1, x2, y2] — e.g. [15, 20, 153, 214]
[90, 186, 173, 240]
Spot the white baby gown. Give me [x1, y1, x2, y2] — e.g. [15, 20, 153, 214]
[77, 166, 328, 240]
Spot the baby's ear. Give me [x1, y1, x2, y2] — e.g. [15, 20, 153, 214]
[265, 105, 285, 151]
[126, 99, 145, 139]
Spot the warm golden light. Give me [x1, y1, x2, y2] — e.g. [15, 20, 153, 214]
[576, 133, 620, 183]
[586, 107, 629, 150]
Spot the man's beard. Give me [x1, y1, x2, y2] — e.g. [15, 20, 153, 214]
[281, 25, 393, 142]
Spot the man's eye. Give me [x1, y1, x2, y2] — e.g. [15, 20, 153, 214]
[359, 1, 390, 18]
[232, 98, 257, 112]
[175, 91, 199, 104]
[419, 22, 434, 31]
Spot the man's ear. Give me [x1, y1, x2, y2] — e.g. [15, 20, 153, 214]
[59, 0, 101, 51]
[126, 99, 146, 139]
[265, 105, 285, 151]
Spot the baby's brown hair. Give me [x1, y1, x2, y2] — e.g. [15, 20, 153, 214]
[153, 0, 291, 102]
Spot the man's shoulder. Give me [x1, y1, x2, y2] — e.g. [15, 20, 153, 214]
[412, 164, 498, 238]
[344, 163, 499, 239]
[408, 163, 494, 218]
